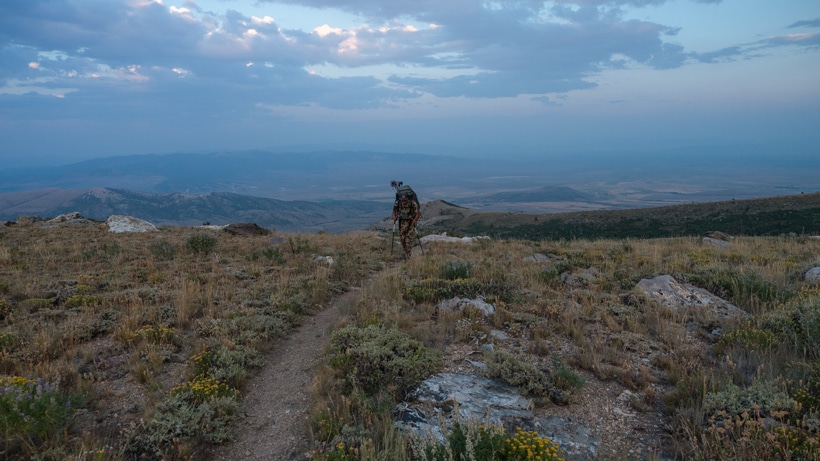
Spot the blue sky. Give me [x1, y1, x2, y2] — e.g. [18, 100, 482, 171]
[1, 0, 818, 167]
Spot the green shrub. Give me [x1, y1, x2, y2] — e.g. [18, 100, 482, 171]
[186, 234, 217, 254]
[688, 268, 788, 314]
[415, 423, 566, 461]
[702, 380, 794, 419]
[417, 423, 506, 461]
[288, 235, 314, 254]
[758, 298, 820, 359]
[313, 440, 361, 461]
[790, 361, 820, 415]
[64, 294, 101, 309]
[503, 427, 565, 461]
[0, 376, 76, 455]
[189, 345, 263, 388]
[169, 376, 240, 404]
[717, 327, 779, 352]
[102, 243, 122, 257]
[263, 246, 285, 263]
[694, 409, 819, 461]
[441, 261, 472, 280]
[129, 325, 176, 345]
[0, 298, 10, 318]
[124, 379, 241, 458]
[404, 278, 515, 304]
[0, 332, 14, 350]
[551, 355, 586, 398]
[328, 324, 442, 398]
[20, 298, 53, 312]
[485, 349, 551, 399]
[149, 241, 176, 260]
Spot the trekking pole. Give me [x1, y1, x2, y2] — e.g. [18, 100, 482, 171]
[415, 228, 425, 255]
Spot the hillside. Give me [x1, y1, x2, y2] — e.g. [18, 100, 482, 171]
[3, 187, 819, 239]
[410, 192, 820, 239]
[1, 219, 817, 460]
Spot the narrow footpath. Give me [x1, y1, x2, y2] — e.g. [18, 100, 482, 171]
[208, 286, 363, 461]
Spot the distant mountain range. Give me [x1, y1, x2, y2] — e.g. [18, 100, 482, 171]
[0, 150, 466, 202]
[0, 187, 386, 233]
[1, 149, 818, 234]
[3, 149, 817, 208]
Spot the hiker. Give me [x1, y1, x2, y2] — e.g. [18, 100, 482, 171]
[391, 180, 420, 258]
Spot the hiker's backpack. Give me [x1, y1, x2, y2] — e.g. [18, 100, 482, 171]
[395, 184, 420, 209]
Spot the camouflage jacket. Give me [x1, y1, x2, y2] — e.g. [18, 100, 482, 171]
[393, 197, 420, 222]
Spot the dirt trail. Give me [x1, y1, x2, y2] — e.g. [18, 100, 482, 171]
[208, 285, 363, 461]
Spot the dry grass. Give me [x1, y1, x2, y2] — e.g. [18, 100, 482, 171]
[1, 220, 818, 460]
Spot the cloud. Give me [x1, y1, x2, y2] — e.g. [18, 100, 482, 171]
[0, 0, 817, 119]
[690, 28, 820, 64]
[788, 18, 820, 29]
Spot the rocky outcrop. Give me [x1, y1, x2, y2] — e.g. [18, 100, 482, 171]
[223, 222, 270, 236]
[523, 253, 550, 262]
[395, 373, 600, 460]
[48, 212, 84, 222]
[436, 297, 496, 316]
[636, 275, 748, 320]
[106, 215, 158, 233]
[420, 234, 490, 244]
[702, 230, 731, 247]
[703, 237, 730, 247]
[805, 267, 820, 283]
[703, 230, 731, 241]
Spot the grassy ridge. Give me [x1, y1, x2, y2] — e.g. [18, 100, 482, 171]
[442, 192, 820, 240]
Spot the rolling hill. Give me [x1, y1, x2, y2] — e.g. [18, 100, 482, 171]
[0, 188, 387, 233]
[370, 193, 820, 240]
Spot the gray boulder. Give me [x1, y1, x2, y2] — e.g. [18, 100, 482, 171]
[703, 237, 730, 247]
[805, 267, 820, 282]
[703, 230, 731, 241]
[106, 215, 158, 233]
[702, 230, 731, 247]
[636, 275, 748, 319]
[395, 372, 599, 460]
[48, 212, 84, 223]
[524, 253, 550, 263]
[436, 297, 496, 316]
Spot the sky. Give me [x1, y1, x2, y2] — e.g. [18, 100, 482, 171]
[1, 0, 819, 167]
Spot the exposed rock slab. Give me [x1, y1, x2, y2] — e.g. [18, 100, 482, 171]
[436, 297, 496, 316]
[395, 372, 600, 460]
[636, 275, 748, 319]
[106, 215, 158, 233]
[420, 234, 490, 244]
[703, 237, 730, 247]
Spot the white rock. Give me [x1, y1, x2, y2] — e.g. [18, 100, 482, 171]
[314, 255, 335, 266]
[420, 234, 490, 244]
[106, 215, 158, 233]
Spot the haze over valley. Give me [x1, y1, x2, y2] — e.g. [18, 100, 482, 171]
[1, 148, 817, 232]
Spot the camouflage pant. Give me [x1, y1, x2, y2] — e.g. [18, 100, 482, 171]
[398, 219, 416, 257]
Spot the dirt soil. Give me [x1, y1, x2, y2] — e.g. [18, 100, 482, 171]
[207, 284, 358, 461]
